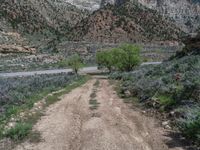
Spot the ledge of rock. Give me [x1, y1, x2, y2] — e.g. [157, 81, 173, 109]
[0, 44, 36, 54]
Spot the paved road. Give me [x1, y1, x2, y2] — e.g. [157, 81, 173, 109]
[0, 67, 98, 77]
[0, 62, 162, 77]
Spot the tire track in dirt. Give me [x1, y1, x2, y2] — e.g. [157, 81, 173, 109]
[15, 78, 185, 150]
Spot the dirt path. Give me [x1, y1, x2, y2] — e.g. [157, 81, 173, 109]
[15, 79, 185, 150]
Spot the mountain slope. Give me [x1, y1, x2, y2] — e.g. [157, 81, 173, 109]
[136, 0, 200, 33]
[0, 0, 88, 53]
[65, 0, 200, 33]
[0, 0, 88, 34]
[68, 2, 184, 43]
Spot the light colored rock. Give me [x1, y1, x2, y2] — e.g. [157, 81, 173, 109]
[137, 0, 200, 32]
[8, 122, 16, 128]
[162, 121, 170, 128]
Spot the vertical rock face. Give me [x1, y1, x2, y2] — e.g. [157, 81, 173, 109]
[137, 0, 200, 33]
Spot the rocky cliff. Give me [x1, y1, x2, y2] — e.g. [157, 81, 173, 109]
[136, 0, 200, 33]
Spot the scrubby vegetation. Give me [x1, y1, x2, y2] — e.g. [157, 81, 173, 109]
[96, 44, 141, 72]
[0, 73, 88, 142]
[109, 39, 200, 146]
[0, 73, 77, 115]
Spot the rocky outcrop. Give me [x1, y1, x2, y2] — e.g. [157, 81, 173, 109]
[183, 32, 200, 55]
[0, 44, 36, 54]
[136, 0, 200, 33]
[175, 29, 200, 57]
[68, 2, 184, 43]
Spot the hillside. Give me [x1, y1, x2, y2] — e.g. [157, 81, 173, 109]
[110, 32, 200, 147]
[0, 0, 88, 34]
[0, 0, 88, 53]
[136, 0, 200, 33]
[68, 1, 184, 43]
[65, 0, 200, 33]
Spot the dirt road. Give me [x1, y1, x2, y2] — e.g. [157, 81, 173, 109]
[15, 79, 185, 150]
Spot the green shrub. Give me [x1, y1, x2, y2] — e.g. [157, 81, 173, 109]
[156, 94, 176, 107]
[4, 122, 32, 141]
[179, 107, 200, 145]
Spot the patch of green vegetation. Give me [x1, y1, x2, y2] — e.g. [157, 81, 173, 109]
[89, 99, 100, 110]
[90, 92, 96, 99]
[89, 80, 100, 110]
[156, 94, 176, 107]
[0, 75, 89, 142]
[68, 54, 84, 74]
[94, 80, 100, 87]
[109, 50, 200, 146]
[179, 107, 200, 146]
[4, 123, 32, 141]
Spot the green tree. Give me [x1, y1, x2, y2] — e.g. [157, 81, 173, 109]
[96, 44, 141, 72]
[117, 44, 141, 71]
[68, 54, 83, 75]
[96, 50, 114, 72]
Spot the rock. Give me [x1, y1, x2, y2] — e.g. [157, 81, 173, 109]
[162, 121, 170, 127]
[10, 117, 16, 122]
[164, 125, 172, 130]
[142, 111, 146, 114]
[169, 111, 175, 116]
[8, 122, 16, 128]
[162, 121, 172, 130]
[124, 90, 131, 97]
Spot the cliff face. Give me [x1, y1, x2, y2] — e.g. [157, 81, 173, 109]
[136, 0, 200, 33]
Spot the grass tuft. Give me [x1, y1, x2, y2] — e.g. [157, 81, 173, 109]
[4, 123, 32, 141]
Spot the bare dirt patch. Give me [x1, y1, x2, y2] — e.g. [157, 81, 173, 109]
[15, 79, 186, 150]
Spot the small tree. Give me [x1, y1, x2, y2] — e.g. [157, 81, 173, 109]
[68, 54, 83, 75]
[96, 50, 114, 72]
[118, 44, 141, 71]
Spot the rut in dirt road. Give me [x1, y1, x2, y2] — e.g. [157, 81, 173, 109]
[16, 79, 185, 150]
